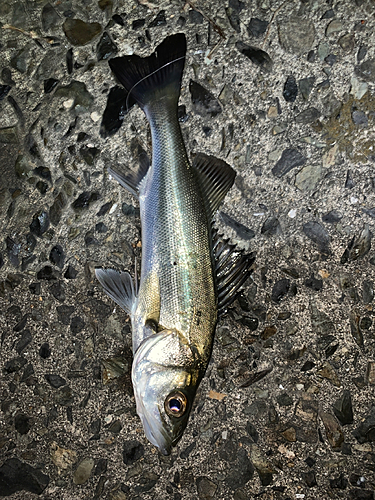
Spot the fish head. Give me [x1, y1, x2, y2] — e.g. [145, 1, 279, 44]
[132, 328, 201, 455]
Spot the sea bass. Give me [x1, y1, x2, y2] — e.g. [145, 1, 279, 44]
[96, 34, 255, 455]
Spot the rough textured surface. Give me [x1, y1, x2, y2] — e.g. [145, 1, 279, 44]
[0, 0, 375, 499]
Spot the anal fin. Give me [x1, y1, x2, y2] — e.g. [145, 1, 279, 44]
[95, 268, 136, 315]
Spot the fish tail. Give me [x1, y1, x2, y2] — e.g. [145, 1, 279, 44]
[108, 34, 186, 110]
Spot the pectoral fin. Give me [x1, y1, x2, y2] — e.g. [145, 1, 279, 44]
[108, 151, 150, 198]
[95, 268, 136, 315]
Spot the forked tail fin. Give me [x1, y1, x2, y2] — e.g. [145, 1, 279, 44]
[108, 33, 186, 110]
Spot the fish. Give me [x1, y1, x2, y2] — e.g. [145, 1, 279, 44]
[95, 33, 255, 455]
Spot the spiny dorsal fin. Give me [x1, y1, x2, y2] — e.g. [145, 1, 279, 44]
[108, 151, 150, 198]
[95, 268, 136, 315]
[213, 232, 256, 315]
[192, 153, 236, 219]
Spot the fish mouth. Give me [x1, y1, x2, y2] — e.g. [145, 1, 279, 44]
[138, 409, 172, 455]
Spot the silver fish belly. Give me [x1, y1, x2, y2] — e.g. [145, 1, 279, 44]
[96, 34, 255, 455]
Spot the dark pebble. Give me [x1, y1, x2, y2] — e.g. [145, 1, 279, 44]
[298, 76, 315, 100]
[321, 9, 335, 19]
[70, 316, 85, 334]
[44, 78, 59, 94]
[357, 45, 367, 63]
[13, 314, 28, 332]
[189, 80, 222, 118]
[63, 18, 102, 46]
[261, 216, 282, 236]
[14, 413, 31, 435]
[72, 191, 100, 209]
[0, 253, 3, 269]
[341, 226, 372, 263]
[66, 48, 73, 74]
[307, 50, 316, 62]
[6, 237, 21, 267]
[80, 147, 100, 166]
[190, 11, 206, 29]
[49, 245, 65, 268]
[123, 440, 144, 465]
[360, 316, 372, 330]
[352, 110, 368, 127]
[295, 107, 320, 124]
[303, 221, 330, 254]
[97, 32, 118, 61]
[95, 222, 108, 233]
[0, 458, 49, 495]
[225, 0, 244, 33]
[305, 457, 316, 467]
[132, 19, 145, 30]
[180, 441, 196, 459]
[271, 278, 290, 302]
[283, 75, 298, 102]
[0, 84, 11, 100]
[239, 316, 259, 331]
[220, 211, 255, 240]
[333, 390, 353, 425]
[109, 419, 122, 433]
[97, 202, 112, 216]
[49, 281, 65, 302]
[149, 10, 166, 27]
[355, 59, 375, 83]
[85, 231, 99, 246]
[100, 86, 133, 138]
[36, 181, 48, 195]
[20, 363, 34, 382]
[30, 211, 50, 237]
[235, 41, 273, 72]
[50, 192, 67, 226]
[303, 470, 317, 487]
[94, 458, 108, 476]
[325, 54, 337, 66]
[362, 207, 375, 218]
[45, 374, 67, 388]
[277, 392, 293, 406]
[272, 148, 306, 177]
[348, 489, 374, 500]
[1, 68, 15, 86]
[362, 280, 374, 304]
[122, 203, 139, 217]
[4, 356, 27, 373]
[16, 329, 32, 354]
[304, 275, 323, 291]
[322, 210, 343, 223]
[225, 448, 254, 489]
[29, 282, 41, 294]
[41, 3, 60, 31]
[353, 407, 375, 443]
[37, 265, 58, 280]
[247, 18, 268, 37]
[112, 14, 125, 26]
[39, 343, 51, 359]
[64, 265, 78, 279]
[330, 474, 348, 489]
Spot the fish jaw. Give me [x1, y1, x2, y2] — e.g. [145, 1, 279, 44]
[131, 329, 202, 454]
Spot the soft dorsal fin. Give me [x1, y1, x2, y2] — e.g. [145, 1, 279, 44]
[192, 153, 236, 219]
[108, 151, 150, 198]
[95, 268, 136, 315]
[212, 231, 256, 315]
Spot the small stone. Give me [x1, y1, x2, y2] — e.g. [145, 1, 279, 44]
[45, 374, 67, 388]
[339, 34, 355, 52]
[322, 210, 343, 223]
[304, 275, 323, 291]
[97, 31, 118, 61]
[4, 356, 27, 373]
[64, 265, 78, 279]
[278, 17, 315, 55]
[353, 407, 375, 443]
[330, 474, 348, 489]
[189, 81, 222, 118]
[16, 329, 32, 354]
[70, 316, 85, 334]
[261, 216, 281, 236]
[295, 107, 320, 124]
[247, 18, 268, 38]
[123, 440, 144, 465]
[277, 392, 293, 406]
[149, 10, 166, 27]
[303, 221, 330, 254]
[325, 54, 337, 66]
[41, 3, 60, 31]
[225, 0, 244, 33]
[326, 19, 344, 35]
[248, 444, 275, 486]
[272, 148, 306, 177]
[220, 212, 255, 240]
[49, 245, 65, 268]
[341, 225, 372, 263]
[333, 391, 353, 425]
[73, 458, 94, 485]
[320, 412, 344, 449]
[50, 442, 77, 471]
[55, 81, 94, 113]
[317, 361, 341, 387]
[365, 362, 375, 385]
[14, 413, 32, 435]
[49, 281, 65, 302]
[271, 279, 290, 302]
[295, 164, 323, 191]
[281, 426, 296, 442]
[196, 476, 217, 499]
[298, 77, 315, 100]
[362, 280, 374, 304]
[0, 458, 49, 496]
[39, 343, 51, 359]
[355, 59, 375, 83]
[30, 211, 50, 237]
[352, 110, 368, 126]
[6, 237, 21, 267]
[225, 448, 254, 490]
[63, 19, 102, 46]
[235, 42, 273, 72]
[283, 75, 298, 102]
[303, 470, 317, 487]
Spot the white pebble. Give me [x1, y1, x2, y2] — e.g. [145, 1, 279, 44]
[350, 196, 358, 204]
[63, 98, 74, 109]
[109, 203, 117, 214]
[288, 209, 297, 218]
[90, 111, 101, 122]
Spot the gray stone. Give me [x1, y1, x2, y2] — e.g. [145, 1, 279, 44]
[295, 107, 320, 124]
[272, 148, 306, 177]
[73, 458, 94, 485]
[295, 164, 323, 191]
[278, 17, 315, 55]
[355, 59, 375, 83]
[196, 477, 217, 499]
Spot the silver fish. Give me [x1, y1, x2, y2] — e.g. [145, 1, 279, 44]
[96, 34, 255, 455]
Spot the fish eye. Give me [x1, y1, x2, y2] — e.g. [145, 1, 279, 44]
[164, 391, 187, 418]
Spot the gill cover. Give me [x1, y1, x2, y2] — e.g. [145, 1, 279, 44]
[132, 329, 200, 455]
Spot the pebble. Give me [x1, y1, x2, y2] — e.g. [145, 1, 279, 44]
[196, 476, 217, 499]
[341, 225, 372, 263]
[97, 31, 118, 61]
[365, 362, 375, 385]
[295, 164, 323, 191]
[63, 19, 102, 46]
[50, 442, 77, 471]
[225, 448, 254, 489]
[333, 390, 353, 425]
[298, 77, 315, 100]
[317, 361, 341, 387]
[189, 81, 222, 118]
[39, 343, 51, 359]
[70, 316, 85, 334]
[49, 245, 65, 268]
[149, 10, 166, 27]
[122, 440, 144, 465]
[41, 3, 60, 31]
[220, 212, 255, 240]
[295, 107, 320, 124]
[272, 148, 306, 177]
[303, 221, 330, 254]
[283, 75, 298, 102]
[0, 458, 49, 495]
[247, 18, 268, 38]
[16, 329, 32, 354]
[320, 411, 344, 449]
[325, 19, 344, 35]
[45, 374, 67, 388]
[260, 216, 281, 236]
[100, 86, 131, 138]
[355, 59, 375, 83]
[55, 81, 94, 113]
[73, 458, 94, 485]
[225, 0, 244, 33]
[235, 42, 273, 72]
[278, 17, 315, 55]
[271, 279, 290, 302]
